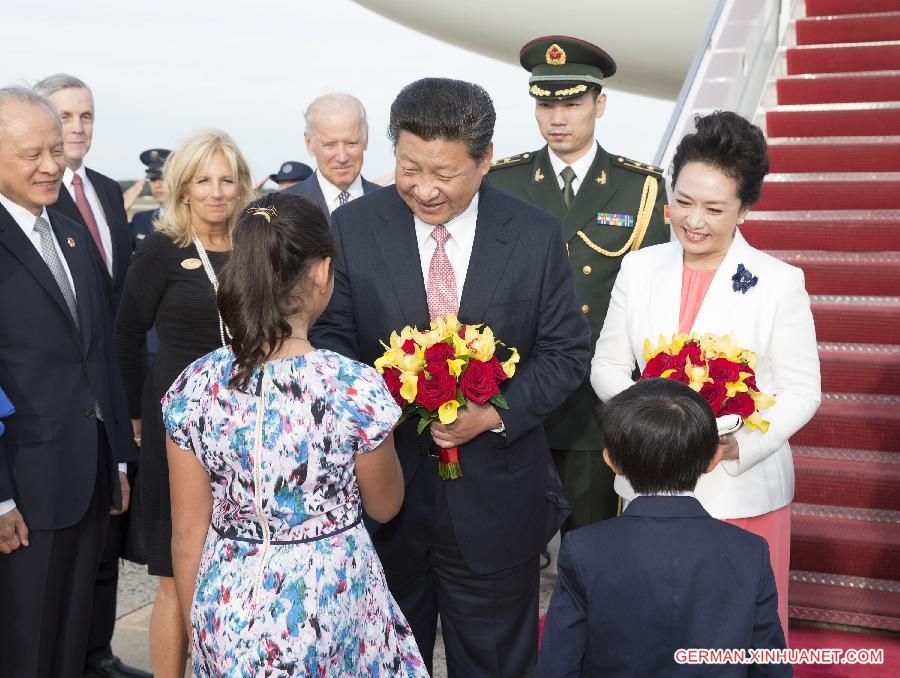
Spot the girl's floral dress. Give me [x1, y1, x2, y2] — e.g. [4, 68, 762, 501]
[162, 347, 427, 677]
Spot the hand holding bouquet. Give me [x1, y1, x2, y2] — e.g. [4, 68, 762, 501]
[641, 332, 776, 432]
[375, 313, 519, 479]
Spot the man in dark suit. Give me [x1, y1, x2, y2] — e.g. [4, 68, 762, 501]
[284, 93, 380, 222]
[311, 77, 591, 677]
[34, 74, 132, 313]
[0, 87, 137, 678]
[537, 379, 788, 677]
[34, 74, 150, 678]
[486, 37, 670, 533]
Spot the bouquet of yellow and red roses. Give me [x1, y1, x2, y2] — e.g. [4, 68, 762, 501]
[641, 332, 776, 431]
[375, 313, 519, 479]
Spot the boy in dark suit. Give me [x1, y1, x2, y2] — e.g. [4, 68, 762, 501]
[537, 378, 789, 677]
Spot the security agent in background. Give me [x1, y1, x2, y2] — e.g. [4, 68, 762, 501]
[486, 36, 670, 533]
[269, 160, 313, 190]
[130, 148, 169, 249]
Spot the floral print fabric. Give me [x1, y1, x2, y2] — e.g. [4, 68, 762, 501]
[162, 348, 426, 677]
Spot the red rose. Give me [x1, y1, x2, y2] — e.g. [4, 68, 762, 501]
[699, 381, 728, 415]
[707, 357, 742, 384]
[459, 359, 500, 404]
[424, 342, 455, 367]
[641, 352, 680, 379]
[402, 339, 417, 354]
[744, 368, 758, 392]
[415, 365, 457, 411]
[488, 356, 507, 384]
[382, 367, 406, 408]
[676, 342, 702, 364]
[722, 392, 755, 418]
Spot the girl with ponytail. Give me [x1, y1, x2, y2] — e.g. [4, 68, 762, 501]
[162, 193, 426, 676]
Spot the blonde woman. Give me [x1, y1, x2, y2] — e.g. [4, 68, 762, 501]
[115, 129, 253, 676]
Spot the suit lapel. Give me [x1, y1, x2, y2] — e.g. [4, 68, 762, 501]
[691, 231, 750, 334]
[523, 147, 566, 221]
[458, 184, 515, 323]
[52, 183, 83, 225]
[371, 189, 431, 328]
[561, 144, 618, 242]
[640, 241, 682, 343]
[51, 212, 92, 351]
[0, 206, 83, 347]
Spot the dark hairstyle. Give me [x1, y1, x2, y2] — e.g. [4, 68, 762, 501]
[387, 77, 496, 161]
[600, 378, 719, 494]
[218, 193, 335, 390]
[671, 110, 769, 208]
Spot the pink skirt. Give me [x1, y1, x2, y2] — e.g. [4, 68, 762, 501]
[724, 504, 792, 644]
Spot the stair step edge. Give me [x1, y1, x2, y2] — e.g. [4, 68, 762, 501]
[793, 445, 900, 463]
[791, 569, 900, 593]
[793, 502, 900, 524]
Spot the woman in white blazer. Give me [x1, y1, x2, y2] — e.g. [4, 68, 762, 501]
[591, 112, 821, 634]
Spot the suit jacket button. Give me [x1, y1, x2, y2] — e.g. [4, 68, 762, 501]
[85, 409, 95, 417]
[581, 304, 590, 314]
[582, 265, 592, 275]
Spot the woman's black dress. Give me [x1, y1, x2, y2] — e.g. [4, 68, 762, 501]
[116, 232, 228, 576]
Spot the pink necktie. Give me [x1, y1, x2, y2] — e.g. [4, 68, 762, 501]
[71, 173, 107, 266]
[426, 224, 458, 321]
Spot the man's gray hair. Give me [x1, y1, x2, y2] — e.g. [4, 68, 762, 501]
[304, 93, 368, 140]
[0, 86, 61, 144]
[33, 73, 93, 102]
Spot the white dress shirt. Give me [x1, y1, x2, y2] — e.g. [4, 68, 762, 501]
[317, 172, 364, 214]
[64, 166, 114, 276]
[0, 193, 125, 517]
[414, 194, 479, 307]
[0, 193, 77, 297]
[547, 142, 598, 196]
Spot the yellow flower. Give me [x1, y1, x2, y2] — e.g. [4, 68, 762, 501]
[399, 371, 418, 403]
[752, 390, 776, 410]
[438, 400, 459, 424]
[397, 351, 424, 373]
[452, 332, 470, 357]
[745, 411, 770, 432]
[447, 358, 466, 377]
[468, 326, 496, 362]
[685, 356, 712, 392]
[502, 346, 520, 378]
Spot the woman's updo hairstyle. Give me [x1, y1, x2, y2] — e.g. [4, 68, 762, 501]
[218, 192, 335, 390]
[671, 110, 770, 208]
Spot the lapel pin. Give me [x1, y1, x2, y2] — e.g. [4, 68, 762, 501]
[67, 237, 76, 248]
[533, 168, 544, 183]
[181, 258, 202, 270]
[596, 171, 607, 185]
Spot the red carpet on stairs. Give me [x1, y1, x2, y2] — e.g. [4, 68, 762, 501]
[791, 625, 900, 676]
[758, 0, 900, 644]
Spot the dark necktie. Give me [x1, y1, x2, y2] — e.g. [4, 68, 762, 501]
[33, 215, 79, 328]
[560, 166, 577, 209]
[71, 173, 108, 266]
[338, 190, 350, 206]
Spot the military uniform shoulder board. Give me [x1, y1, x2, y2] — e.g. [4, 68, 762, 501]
[612, 155, 663, 176]
[489, 152, 535, 170]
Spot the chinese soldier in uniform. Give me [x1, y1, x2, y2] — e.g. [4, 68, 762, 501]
[486, 36, 670, 532]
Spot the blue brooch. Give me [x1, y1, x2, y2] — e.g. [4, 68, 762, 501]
[731, 263, 759, 294]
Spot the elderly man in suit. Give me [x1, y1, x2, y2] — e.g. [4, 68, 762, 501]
[311, 77, 590, 677]
[34, 75, 132, 313]
[284, 93, 380, 220]
[35, 74, 150, 678]
[537, 379, 789, 677]
[0, 87, 137, 678]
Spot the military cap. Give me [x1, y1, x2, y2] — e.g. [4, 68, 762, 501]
[520, 36, 616, 100]
[139, 148, 170, 180]
[269, 161, 314, 183]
